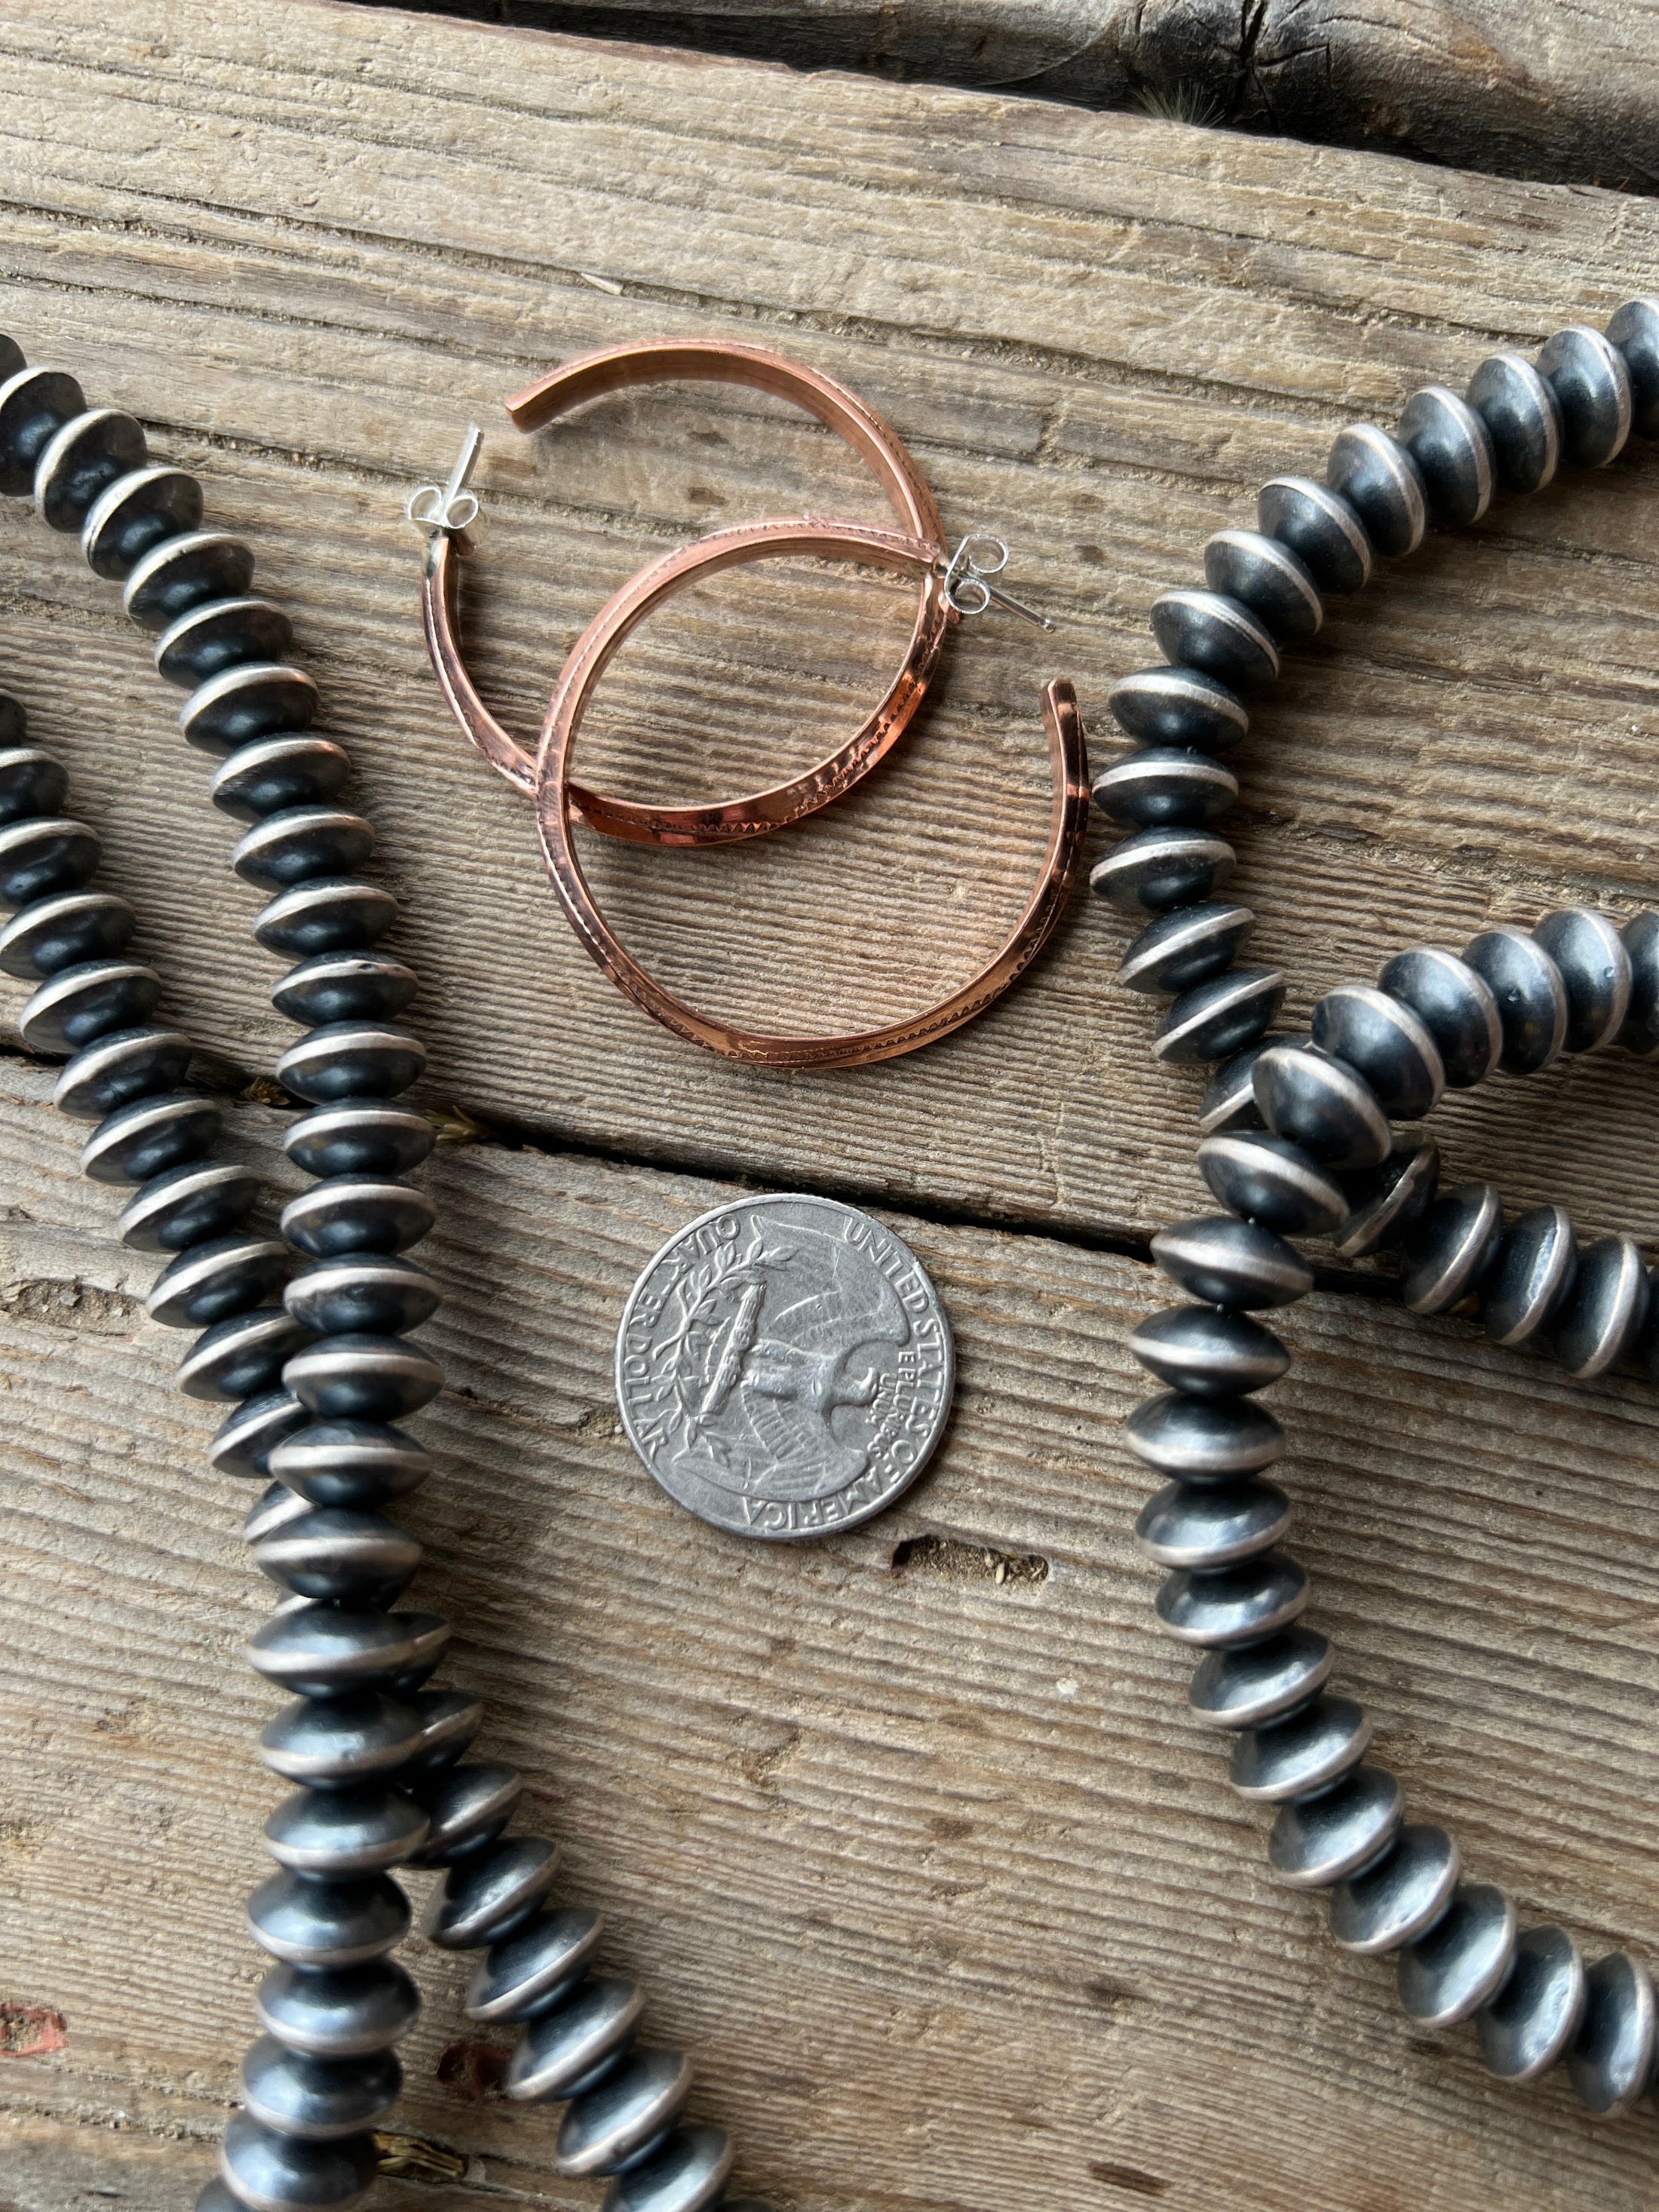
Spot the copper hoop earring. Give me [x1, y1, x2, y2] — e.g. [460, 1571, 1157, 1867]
[529, 517, 1091, 1069]
[419, 338, 951, 846]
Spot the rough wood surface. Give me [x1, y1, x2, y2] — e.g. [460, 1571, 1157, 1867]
[5, 1058, 1659, 2211]
[379, 0, 1659, 192]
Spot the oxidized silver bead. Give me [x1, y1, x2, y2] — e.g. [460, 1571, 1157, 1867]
[1398, 1183, 1504, 1314]
[33, 407, 146, 531]
[1327, 1823, 1459, 1954]
[263, 1785, 430, 1877]
[1537, 326, 1633, 467]
[1089, 826, 1235, 916]
[1310, 985, 1444, 1120]
[157, 597, 293, 689]
[1550, 1235, 1649, 1378]
[280, 1179, 437, 1259]
[555, 2049, 694, 2178]
[1257, 476, 1372, 594]
[213, 736, 353, 824]
[268, 1419, 433, 1511]
[260, 1693, 427, 1788]
[1566, 1951, 1657, 2115]
[1228, 1695, 1371, 1802]
[395, 1688, 486, 1781]
[1092, 746, 1237, 829]
[178, 1307, 312, 1402]
[54, 1024, 193, 1119]
[284, 1255, 441, 1339]
[1618, 911, 1659, 1054]
[1197, 1131, 1348, 1235]
[1397, 1882, 1517, 2026]
[79, 1088, 219, 1192]
[1377, 946, 1501, 1088]
[253, 1507, 422, 1604]
[23, 959, 162, 1057]
[425, 1835, 560, 1949]
[1151, 1216, 1312, 1309]
[1266, 1765, 1403, 1887]
[407, 1762, 524, 1867]
[1464, 927, 1569, 1071]
[284, 1101, 436, 1181]
[255, 1959, 421, 2056]
[1107, 665, 1250, 752]
[1253, 1044, 1391, 1170]
[81, 463, 202, 582]
[216, 2113, 378, 2212]
[602, 2126, 734, 2212]
[273, 955, 421, 1029]
[1477, 1925, 1586, 2082]
[508, 1976, 644, 2102]
[1151, 968, 1283, 1064]
[182, 661, 320, 755]
[1150, 588, 1279, 687]
[1607, 298, 1659, 440]
[1201, 529, 1323, 640]
[1187, 1627, 1333, 1729]
[1127, 1304, 1292, 1397]
[0, 888, 135, 978]
[1326, 425, 1426, 558]
[208, 1388, 311, 1480]
[277, 1023, 426, 1104]
[1465, 353, 1561, 492]
[1123, 1390, 1286, 1483]
[245, 1870, 410, 1967]
[254, 879, 399, 958]
[1197, 1032, 1310, 1138]
[1396, 385, 1494, 526]
[1133, 1477, 1290, 1569]
[1480, 1204, 1576, 1348]
[245, 1480, 314, 1545]
[1155, 1551, 1307, 1646]
[284, 1333, 443, 1422]
[247, 1605, 449, 1699]
[233, 807, 375, 890]
[467, 1907, 606, 2024]
[0, 365, 85, 495]
[147, 1233, 290, 1329]
[123, 529, 255, 630]
[0, 741, 66, 822]
[1333, 1133, 1439, 1258]
[0, 813, 101, 906]
[1532, 907, 1631, 1052]
[241, 2036, 402, 2142]
[1119, 904, 1255, 996]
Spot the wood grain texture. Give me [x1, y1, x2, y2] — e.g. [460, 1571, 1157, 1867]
[3, 1058, 1659, 2210]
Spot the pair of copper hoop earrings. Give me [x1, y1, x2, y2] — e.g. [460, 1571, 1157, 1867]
[407, 339, 1090, 1069]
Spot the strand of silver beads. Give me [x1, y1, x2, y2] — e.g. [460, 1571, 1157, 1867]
[1093, 299, 1659, 2109]
[0, 337, 763, 2212]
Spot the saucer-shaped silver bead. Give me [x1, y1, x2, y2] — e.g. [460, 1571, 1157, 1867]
[244, 1480, 314, 1545]
[1267, 1765, 1403, 1888]
[23, 959, 162, 1057]
[182, 661, 320, 754]
[0, 807, 103, 904]
[1607, 297, 1659, 440]
[1396, 385, 1494, 526]
[233, 806, 376, 890]
[247, 1604, 449, 1699]
[1326, 425, 1426, 557]
[1187, 1627, 1333, 1729]
[1480, 1204, 1577, 1348]
[147, 1233, 290, 1329]
[508, 1975, 646, 2103]
[395, 1688, 486, 1781]
[1151, 588, 1279, 688]
[556, 2048, 694, 2177]
[1151, 1216, 1312, 1309]
[178, 1307, 312, 1402]
[603, 2125, 735, 2212]
[156, 597, 294, 689]
[245, 1870, 410, 1967]
[256, 1959, 420, 2058]
[253, 1506, 422, 1604]
[1397, 1882, 1517, 2026]
[1257, 476, 1372, 594]
[1155, 1551, 1307, 1646]
[213, 736, 354, 824]
[1197, 1032, 1310, 1137]
[34, 407, 147, 530]
[1197, 1131, 1348, 1236]
[272, 954, 420, 1028]
[1618, 910, 1659, 1054]
[208, 1387, 311, 1480]
[0, 887, 135, 978]
[408, 1762, 524, 1867]
[254, 879, 398, 959]
[1092, 746, 1237, 830]
[284, 1333, 443, 1422]
[1133, 1477, 1289, 1569]
[1566, 1951, 1657, 2115]
[1477, 1925, 1586, 2082]
[54, 1024, 193, 1118]
[1127, 1305, 1291, 1397]
[425, 1834, 560, 1950]
[1464, 925, 1568, 1073]
[81, 463, 203, 581]
[260, 1693, 427, 1788]
[263, 1784, 430, 1876]
[1399, 1182, 1504, 1314]
[269, 1419, 433, 1511]
[468, 1907, 606, 2025]
[1090, 826, 1235, 916]
[1537, 326, 1633, 467]
[284, 1255, 441, 1339]
[1327, 1822, 1459, 1954]
[1228, 1695, 1371, 1802]
[1152, 968, 1284, 1065]
[1123, 1390, 1286, 1483]
[1551, 1235, 1649, 1378]
[1119, 904, 1255, 996]
[0, 364, 84, 492]
[122, 527, 255, 629]
[1202, 528, 1323, 640]
[284, 1100, 436, 1180]
[241, 2036, 402, 2142]
[1333, 1133, 1439, 1258]
[1310, 985, 1444, 1120]
[0, 743, 66, 823]
[216, 2113, 377, 2212]
[277, 1023, 427, 1105]
[1465, 353, 1561, 492]
[1107, 665, 1250, 751]
[280, 1179, 437, 1259]
[1253, 1045, 1391, 1170]
[80, 1088, 219, 1186]
[1532, 907, 1631, 1052]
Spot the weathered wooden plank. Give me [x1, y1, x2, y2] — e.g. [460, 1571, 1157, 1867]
[4, 1057, 1659, 2207]
[0, 3, 1657, 1253]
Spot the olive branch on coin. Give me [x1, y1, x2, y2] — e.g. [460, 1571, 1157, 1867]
[655, 1229, 783, 1468]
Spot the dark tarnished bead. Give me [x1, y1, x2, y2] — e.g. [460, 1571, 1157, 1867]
[1118, 904, 1254, 996]
[272, 956, 420, 1030]
[1150, 588, 1279, 687]
[120, 1158, 262, 1253]
[1333, 1132, 1440, 1258]
[1107, 665, 1249, 753]
[1397, 385, 1494, 526]
[0, 742, 66, 823]
[261, 1693, 427, 1788]
[1619, 910, 1659, 1055]
[396, 1689, 486, 1781]
[284, 1100, 435, 1180]
[1091, 746, 1237, 829]
[1551, 1235, 1649, 1378]
[234, 808, 376, 890]
[1253, 1045, 1390, 1170]
[182, 661, 320, 755]
[1463, 927, 1567, 1073]
[277, 1023, 426, 1104]
[246, 1870, 410, 1968]
[1328, 1824, 1459, 1956]
[241, 2036, 402, 2142]
[1538, 326, 1633, 468]
[281, 1177, 437, 1259]
[179, 1307, 312, 1402]
[1326, 425, 1426, 558]
[81, 464, 203, 580]
[1202, 528, 1322, 641]
[254, 1508, 423, 1604]
[284, 1333, 443, 1422]
[34, 407, 146, 530]
[1257, 476, 1372, 595]
[426, 1835, 560, 1950]
[53, 1025, 192, 1118]
[1090, 826, 1234, 916]
[1465, 353, 1561, 492]
[213, 736, 353, 824]
[1228, 1696, 1371, 1802]
[1123, 1390, 1286, 1483]
[557, 2050, 695, 2179]
[20, 959, 161, 1055]
[263, 1786, 430, 1876]
[1477, 1925, 1586, 2083]
[256, 1959, 421, 2056]
[217, 2113, 378, 2212]
[255, 879, 399, 959]
[285, 1255, 441, 1339]
[1197, 1032, 1309, 1138]
[1134, 1477, 1289, 1569]
[1155, 1551, 1307, 1646]
[147, 1232, 289, 1329]
[1480, 1204, 1577, 1348]
[247, 1605, 449, 1700]
[508, 1976, 645, 2103]
[1532, 907, 1631, 1052]
[0, 365, 85, 493]
[0, 888, 135, 978]
[1151, 1216, 1312, 1309]
[1607, 298, 1659, 440]
[0, 336, 21, 384]
[0, 815, 100, 907]
[1197, 1131, 1348, 1236]
[468, 1909, 606, 2025]
[268, 1420, 433, 1511]
[1399, 1183, 1504, 1315]
[1267, 1765, 1403, 1888]
[208, 1388, 311, 1480]
[1188, 1627, 1333, 1730]
[406, 1762, 524, 1867]
[1151, 968, 1284, 1065]
[1310, 985, 1444, 1120]
[1127, 1305, 1291, 1398]
[80, 1088, 219, 1183]
[1397, 1882, 1518, 2026]
[1567, 1952, 1657, 2115]
[245, 1481, 313, 1545]
[603, 2126, 734, 2212]
[156, 597, 294, 689]
[1377, 946, 1501, 1088]
[123, 529, 256, 630]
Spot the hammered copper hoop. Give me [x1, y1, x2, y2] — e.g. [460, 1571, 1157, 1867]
[530, 517, 1090, 1069]
[422, 338, 951, 846]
